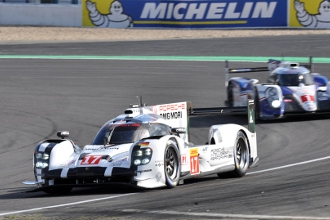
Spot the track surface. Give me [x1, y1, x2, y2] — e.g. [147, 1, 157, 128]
[0, 35, 330, 219]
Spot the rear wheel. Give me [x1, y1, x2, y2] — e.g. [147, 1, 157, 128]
[254, 90, 260, 121]
[218, 131, 249, 178]
[164, 140, 180, 188]
[227, 84, 234, 107]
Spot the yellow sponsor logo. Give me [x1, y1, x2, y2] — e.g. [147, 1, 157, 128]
[290, 0, 330, 28]
[190, 148, 198, 157]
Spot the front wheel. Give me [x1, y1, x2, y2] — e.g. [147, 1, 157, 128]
[164, 140, 180, 188]
[218, 131, 250, 178]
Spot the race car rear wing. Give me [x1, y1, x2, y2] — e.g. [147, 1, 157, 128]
[190, 99, 256, 133]
[129, 97, 255, 143]
[225, 56, 314, 88]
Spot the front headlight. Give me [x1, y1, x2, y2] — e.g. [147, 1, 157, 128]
[34, 152, 50, 169]
[144, 148, 152, 156]
[134, 159, 141, 166]
[265, 87, 280, 108]
[132, 147, 153, 166]
[141, 158, 150, 165]
[134, 150, 143, 157]
[271, 100, 281, 108]
[36, 162, 48, 168]
[42, 153, 49, 160]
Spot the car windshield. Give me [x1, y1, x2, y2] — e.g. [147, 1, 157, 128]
[278, 73, 314, 86]
[92, 122, 171, 145]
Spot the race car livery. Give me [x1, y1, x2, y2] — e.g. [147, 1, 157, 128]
[225, 57, 330, 120]
[23, 98, 258, 194]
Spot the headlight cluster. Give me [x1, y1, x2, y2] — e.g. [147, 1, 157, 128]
[35, 152, 49, 168]
[265, 87, 281, 108]
[133, 148, 152, 166]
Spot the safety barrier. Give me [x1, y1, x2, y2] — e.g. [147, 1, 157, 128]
[0, 0, 329, 29]
[0, 3, 81, 26]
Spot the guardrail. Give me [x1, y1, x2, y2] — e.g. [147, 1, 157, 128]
[0, 0, 329, 29]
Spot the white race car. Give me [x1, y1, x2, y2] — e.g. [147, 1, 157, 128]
[24, 98, 258, 194]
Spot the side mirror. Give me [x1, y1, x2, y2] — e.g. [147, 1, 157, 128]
[57, 131, 69, 139]
[171, 127, 186, 134]
[103, 131, 111, 146]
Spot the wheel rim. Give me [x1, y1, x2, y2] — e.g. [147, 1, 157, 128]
[165, 147, 178, 180]
[236, 139, 247, 169]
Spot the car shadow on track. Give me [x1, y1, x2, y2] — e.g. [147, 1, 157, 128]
[2, 175, 240, 199]
[0, 184, 146, 199]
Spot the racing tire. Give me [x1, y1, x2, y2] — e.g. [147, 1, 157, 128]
[217, 131, 249, 178]
[42, 186, 73, 194]
[164, 139, 181, 188]
[227, 83, 234, 107]
[254, 90, 261, 121]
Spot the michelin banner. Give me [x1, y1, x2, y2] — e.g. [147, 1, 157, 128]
[290, 0, 330, 28]
[82, 0, 287, 28]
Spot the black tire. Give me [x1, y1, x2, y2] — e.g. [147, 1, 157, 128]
[42, 186, 73, 194]
[227, 83, 234, 107]
[254, 89, 261, 121]
[164, 140, 181, 188]
[218, 131, 249, 178]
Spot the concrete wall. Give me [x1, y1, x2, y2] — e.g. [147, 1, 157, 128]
[0, 3, 81, 26]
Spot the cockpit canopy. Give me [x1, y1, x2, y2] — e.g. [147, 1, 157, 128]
[92, 121, 171, 145]
[268, 73, 314, 86]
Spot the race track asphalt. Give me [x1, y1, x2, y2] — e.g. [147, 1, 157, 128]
[0, 35, 330, 219]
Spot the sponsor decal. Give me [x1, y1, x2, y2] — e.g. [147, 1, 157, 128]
[84, 147, 107, 151]
[156, 172, 162, 182]
[160, 111, 182, 120]
[81, 155, 110, 165]
[140, 1, 278, 22]
[137, 169, 152, 174]
[301, 94, 315, 102]
[210, 148, 232, 161]
[84, 0, 133, 28]
[110, 157, 128, 166]
[155, 160, 164, 167]
[159, 103, 186, 112]
[318, 92, 330, 101]
[291, 0, 330, 28]
[81, 155, 102, 165]
[59, 159, 76, 168]
[181, 154, 188, 165]
[190, 148, 200, 175]
[202, 146, 208, 152]
[118, 123, 140, 127]
[83, 0, 284, 29]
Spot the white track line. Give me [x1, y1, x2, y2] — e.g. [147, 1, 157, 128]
[122, 209, 330, 220]
[0, 193, 135, 216]
[2, 156, 330, 218]
[247, 156, 330, 175]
